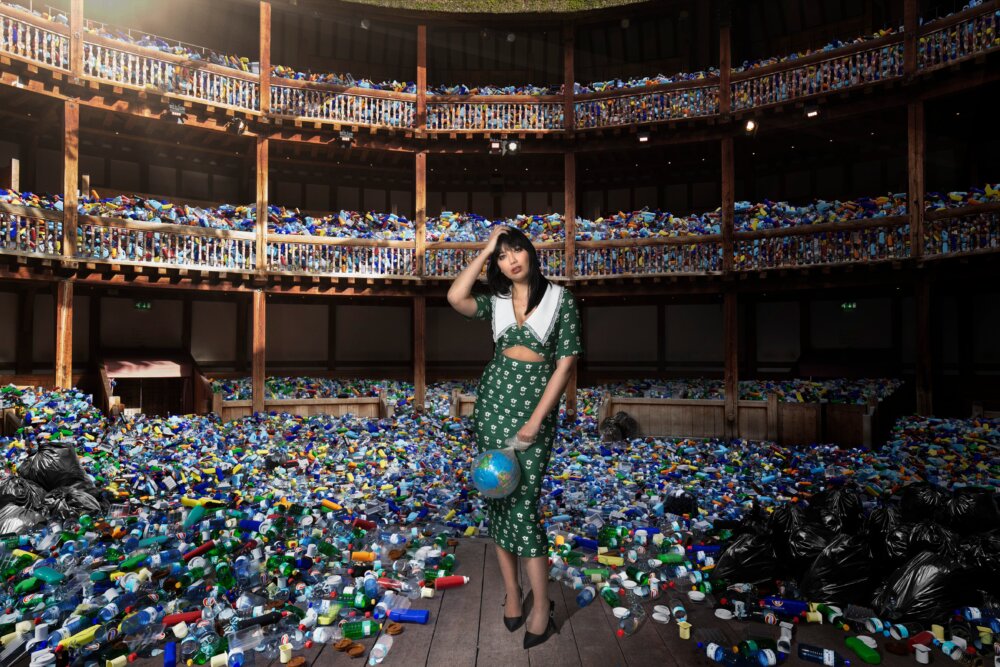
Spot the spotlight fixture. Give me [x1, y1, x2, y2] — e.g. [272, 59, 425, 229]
[744, 119, 758, 135]
[339, 129, 355, 146]
[489, 139, 502, 155]
[166, 102, 188, 124]
[502, 138, 520, 155]
[637, 130, 650, 143]
[360, 18, 371, 30]
[225, 117, 247, 135]
[620, 18, 630, 29]
[506, 32, 516, 43]
[804, 103, 819, 118]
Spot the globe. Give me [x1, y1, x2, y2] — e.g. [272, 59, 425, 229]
[471, 448, 521, 499]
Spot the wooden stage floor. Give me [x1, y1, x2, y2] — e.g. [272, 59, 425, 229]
[194, 537, 925, 667]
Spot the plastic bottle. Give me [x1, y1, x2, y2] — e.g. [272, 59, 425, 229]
[576, 586, 596, 608]
[844, 636, 881, 665]
[797, 643, 851, 666]
[668, 595, 687, 622]
[368, 634, 393, 665]
[341, 619, 380, 640]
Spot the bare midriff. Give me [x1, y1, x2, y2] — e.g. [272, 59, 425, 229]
[501, 346, 545, 362]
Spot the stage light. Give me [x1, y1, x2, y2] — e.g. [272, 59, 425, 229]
[745, 119, 757, 133]
[620, 18, 630, 29]
[339, 129, 354, 146]
[637, 131, 650, 143]
[165, 103, 188, 124]
[805, 103, 819, 118]
[489, 140, 502, 155]
[225, 118, 246, 135]
[360, 18, 371, 30]
[503, 139, 520, 155]
[506, 32, 516, 43]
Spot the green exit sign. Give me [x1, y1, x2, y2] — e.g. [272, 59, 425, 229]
[134, 300, 152, 311]
[841, 301, 857, 312]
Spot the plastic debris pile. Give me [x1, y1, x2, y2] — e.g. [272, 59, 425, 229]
[426, 212, 566, 242]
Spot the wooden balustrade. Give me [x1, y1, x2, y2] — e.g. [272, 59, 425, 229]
[924, 202, 1000, 258]
[265, 234, 416, 278]
[574, 236, 724, 276]
[0, 203, 63, 257]
[918, 3, 1000, 72]
[732, 216, 911, 270]
[76, 216, 256, 271]
[574, 81, 719, 129]
[271, 81, 414, 128]
[423, 242, 567, 279]
[0, 4, 69, 70]
[81, 36, 259, 111]
[426, 96, 564, 131]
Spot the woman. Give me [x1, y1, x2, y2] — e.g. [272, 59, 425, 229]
[447, 225, 583, 649]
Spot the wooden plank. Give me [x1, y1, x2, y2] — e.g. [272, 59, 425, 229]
[63, 100, 79, 259]
[594, 582, 673, 667]
[70, 0, 82, 80]
[375, 551, 447, 667]
[415, 152, 426, 277]
[259, 0, 271, 115]
[426, 539, 485, 666]
[526, 565, 583, 666]
[252, 289, 266, 413]
[416, 25, 427, 130]
[256, 136, 268, 271]
[477, 541, 531, 667]
[54, 280, 73, 389]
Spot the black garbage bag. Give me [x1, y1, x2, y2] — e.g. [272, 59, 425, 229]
[943, 487, 1000, 535]
[863, 504, 901, 539]
[957, 532, 1000, 597]
[612, 411, 638, 439]
[662, 488, 698, 517]
[734, 499, 768, 536]
[787, 522, 838, 566]
[768, 504, 804, 542]
[43, 483, 103, 519]
[17, 442, 89, 491]
[0, 504, 45, 533]
[599, 417, 624, 443]
[908, 522, 959, 558]
[807, 486, 863, 535]
[0, 475, 47, 510]
[799, 534, 877, 604]
[900, 482, 950, 524]
[711, 533, 780, 586]
[873, 551, 968, 622]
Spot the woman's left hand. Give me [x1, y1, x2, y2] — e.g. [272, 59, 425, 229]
[516, 423, 540, 445]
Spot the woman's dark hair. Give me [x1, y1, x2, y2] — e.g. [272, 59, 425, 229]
[486, 227, 550, 313]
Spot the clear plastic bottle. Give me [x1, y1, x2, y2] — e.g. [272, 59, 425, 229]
[368, 634, 393, 665]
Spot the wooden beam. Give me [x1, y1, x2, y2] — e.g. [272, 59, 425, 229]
[563, 24, 575, 132]
[416, 25, 427, 130]
[259, 1, 272, 115]
[63, 100, 79, 260]
[564, 152, 576, 279]
[54, 280, 73, 389]
[327, 303, 337, 371]
[252, 289, 266, 413]
[903, 0, 918, 77]
[914, 273, 933, 414]
[256, 136, 269, 271]
[415, 151, 426, 276]
[907, 100, 924, 260]
[15, 286, 36, 375]
[69, 0, 83, 81]
[721, 135, 734, 272]
[413, 295, 426, 412]
[723, 290, 738, 438]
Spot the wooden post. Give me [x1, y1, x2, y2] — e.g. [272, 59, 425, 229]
[63, 100, 79, 260]
[915, 274, 933, 415]
[69, 0, 83, 81]
[413, 295, 426, 412]
[256, 137, 268, 271]
[564, 152, 576, 279]
[721, 135, 734, 272]
[719, 20, 732, 114]
[0, 158, 19, 190]
[236, 297, 249, 372]
[563, 24, 575, 132]
[15, 287, 36, 375]
[416, 25, 427, 131]
[55, 281, 73, 389]
[252, 289, 266, 413]
[415, 151, 426, 276]
[723, 290, 738, 438]
[908, 101, 925, 260]
[259, 1, 271, 115]
[327, 303, 337, 371]
[903, 0, 918, 77]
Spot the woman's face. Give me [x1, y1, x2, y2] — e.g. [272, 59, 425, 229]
[496, 243, 531, 284]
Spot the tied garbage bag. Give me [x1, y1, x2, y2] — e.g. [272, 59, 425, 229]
[908, 522, 958, 558]
[662, 488, 698, 517]
[807, 486, 863, 534]
[599, 417, 623, 443]
[612, 411, 638, 439]
[943, 487, 1000, 535]
[43, 483, 104, 519]
[0, 475, 47, 510]
[900, 482, 950, 524]
[0, 504, 45, 533]
[956, 532, 1000, 596]
[864, 504, 908, 570]
[800, 534, 877, 604]
[17, 442, 89, 491]
[711, 532, 779, 586]
[873, 551, 969, 622]
[786, 522, 837, 568]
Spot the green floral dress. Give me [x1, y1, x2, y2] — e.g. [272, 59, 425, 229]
[465, 284, 583, 557]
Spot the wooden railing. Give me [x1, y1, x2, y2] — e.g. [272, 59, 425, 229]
[575, 236, 724, 276]
[271, 80, 414, 128]
[423, 242, 567, 279]
[0, 3, 68, 70]
[76, 216, 256, 270]
[918, 3, 1000, 72]
[732, 216, 911, 270]
[265, 234, 416, 278]
[0, 203, 62, 258]
[82, 35, 260, 111]
[924, 202, 1000, 258]
[574, 81, 719, 129]
[426, 96, 564, 131]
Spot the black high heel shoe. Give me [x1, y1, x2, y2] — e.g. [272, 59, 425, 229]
[502, 586, 524, 632]
[523, 599, 558, 649]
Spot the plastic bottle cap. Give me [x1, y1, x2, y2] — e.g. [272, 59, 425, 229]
[612, 607, 630, 619]
[856, 635, 878, 649]
[687, 591, 705, 603]
[714, 608, 734, 620]
[652, 612, 671, 624]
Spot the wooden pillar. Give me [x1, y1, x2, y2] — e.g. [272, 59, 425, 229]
[563, 24, 575, 132]
[723, 290, 738, 438]
[915, 274, 933, 415]
[15, 287, 36, 375]
[415, 152, 426, 276]
[327, 303, 337, 371]
[88, 293, 100, 365]
[69, 0, 83, 81]
[0, 158, 19, 191]
[719, 21, 732, 115]
[564, 152, 576, 279]
[416, 25, 427, 130]
[252, 289, 266, 413]
[255, 137, 268, 271]
[236, 297, 249, 372]
[721, 135, 735, 272]
[903, 0, 918, 77]
[908, 101, 925, 260]
[413, 295, 426, 412]
[63, 100, 79, 259]
[259, 1, 271, 115]
[54, 281, 73, 389]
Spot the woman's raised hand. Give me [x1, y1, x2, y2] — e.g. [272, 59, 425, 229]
[483, 225, 509, 255]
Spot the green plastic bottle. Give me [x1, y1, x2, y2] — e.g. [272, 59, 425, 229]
[341, 619, 380, 640]
[845, 636, 881, 664]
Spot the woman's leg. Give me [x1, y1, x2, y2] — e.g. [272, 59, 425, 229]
[495, 543, 522, 617]
[523, 555, 551, 634]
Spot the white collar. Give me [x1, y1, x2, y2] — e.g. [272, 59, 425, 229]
[493, 283, 563, 346]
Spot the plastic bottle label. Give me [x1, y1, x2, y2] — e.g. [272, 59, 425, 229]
[823, 649, 835, 666]
[706, 643, 721, 661]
